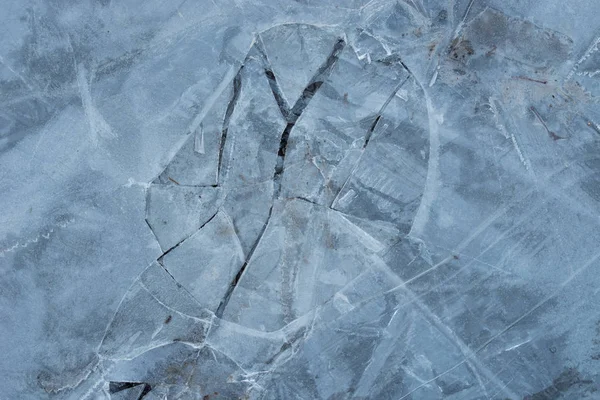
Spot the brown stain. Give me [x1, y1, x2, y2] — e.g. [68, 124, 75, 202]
[164, 358, 196, 383]
[325, 234, 335, 249]
[428, 42, 437, 56]
[324, 224, 337, 250]
[217, 223, 234, 237]
[168, 176, 180, 185]
[164, 315, 172, 324]
[448, 37, 474, 62]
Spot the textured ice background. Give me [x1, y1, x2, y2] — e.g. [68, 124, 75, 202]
[1, 0, 600, 399]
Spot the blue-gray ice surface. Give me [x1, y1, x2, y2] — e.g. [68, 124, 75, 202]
[1, 0, 600, 399]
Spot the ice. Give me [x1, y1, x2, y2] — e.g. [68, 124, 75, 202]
[2, 0, 600, 398]
[98, 262, 212, 361]
[221, 198, 391, 331]
[160, 210, 244, 312]
[145, 185, 220, 252]
[332, 80, 430, 232]
[259, 24, 340, 111]
[279, 40, 410, 205]
[108, 383, 146, 400]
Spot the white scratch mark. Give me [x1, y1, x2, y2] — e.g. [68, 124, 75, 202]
[566, 35, 600, 81]
[188, 64, 237, 135]
[409, 91, 441, 237]
[77, 64, 116, 145]
[194, 124, 206, 154]
[0, 218, 74, 258]
[428, 66, 439, 87]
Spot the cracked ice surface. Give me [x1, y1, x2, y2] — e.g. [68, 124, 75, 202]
[2, 0, 600, 399]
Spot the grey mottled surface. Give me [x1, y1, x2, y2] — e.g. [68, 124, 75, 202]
[1, 0, 600, 399]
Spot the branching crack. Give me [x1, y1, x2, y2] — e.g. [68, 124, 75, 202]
[289, 38, 346, 124]
[265, 69, 292, 120]
[273, 38, 346, 197]
[215, 37, 346, 318]
[215, 204, 273, 318]
[156, 211, 219, 262]
[256, 34, 292, 119]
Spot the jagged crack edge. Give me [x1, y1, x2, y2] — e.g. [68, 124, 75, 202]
[255, 34, 292, 120]
[216, 38, 346, 318]
[217, 66, 243, 185]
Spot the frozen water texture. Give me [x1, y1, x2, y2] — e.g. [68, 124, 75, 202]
[1, 0, 600, 399]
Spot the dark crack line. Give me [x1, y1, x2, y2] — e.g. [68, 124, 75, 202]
[265, 68, 292, 120]
[288, 38, 346, 124]
[215, 204, 273, 318]
[255, 34, 292, 120]
[398, 59, 416, 80]
[274, 37, 346, 198]
[331, 74, 411, 207]
[363, 75, 411, 148]
[273, 122, 295, 198]
[108, 382, 152, 399]
[285, 196, 320, 206]
[217, 66, 243, 185]
[155, 261, 210, 311]
[109, 381, 144, 394]
[138, 384, 152, 400]
[215, 38, 346, 319]
[156, 211, 219, 261]
[144, 218, 162, 249]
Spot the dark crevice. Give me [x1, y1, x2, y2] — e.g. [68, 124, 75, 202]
[272, 122, 295, 199]
[156, 211, 219, 262]
[273, 37, 346, 197]
[255, 34, 292, 119]
[215, 37, 346, 319]
[288, 38, 345, 123]
[364, 115, 382, 148]
[138, 383, 152, 399]
[109, 381, 151, 398]
[215, 205, 274, 318]
[277, 123, 295, 160]
[286, 196, 320, 206]
[363, 75, 411, 148]
[330, 74, 411, 207]
[288, 81, 323, 123]
[217, 67, 243, 184]
[109, 381, 143, 393]
[265, 68, 291, 120]
[399, 60, 415, 78]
